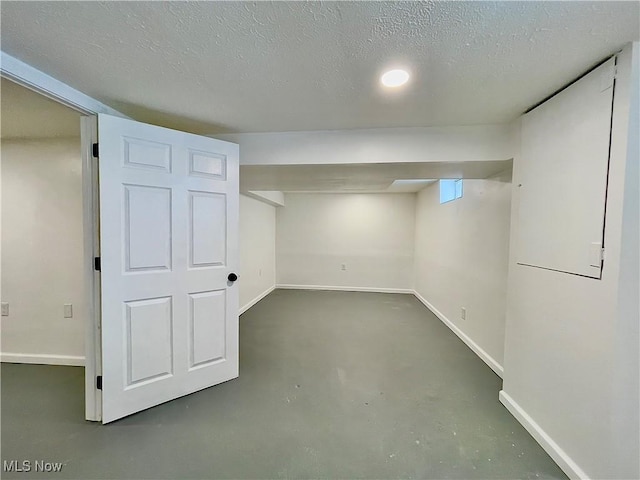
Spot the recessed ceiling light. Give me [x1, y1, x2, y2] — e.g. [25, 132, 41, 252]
[381, 69, 410, 88]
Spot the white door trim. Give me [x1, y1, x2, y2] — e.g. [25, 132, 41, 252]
[0, 54, 118, 421]
[0, 51, 127, 117]
[80, 117, 102, 421]
[0, 353, 85, 366]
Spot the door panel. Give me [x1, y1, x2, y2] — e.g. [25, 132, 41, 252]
[189, 290, 226, 368]
[190, 191, 226, 267]
[516, 58, 615, 278]
[125, 297, 173, 386]
[98, 113, 239, 423]
[124, 185, 172, 272]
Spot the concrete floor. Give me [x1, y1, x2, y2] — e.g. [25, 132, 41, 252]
[1, 290, 567, 479]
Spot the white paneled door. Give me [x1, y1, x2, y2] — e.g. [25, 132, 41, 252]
[97, 114, 239, 423]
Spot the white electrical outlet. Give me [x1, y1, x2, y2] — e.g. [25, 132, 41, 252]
[64, 304, 73, 318]
[341, 264, 346, 271]
[1, 302, 9, 316]
[461, 307, 466, 320]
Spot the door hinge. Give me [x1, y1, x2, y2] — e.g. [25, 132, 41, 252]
[94, 257, 101, 271]
[590, 243, 605, 267]
[92, 143, 99, 158]
[96, 375, 102, 390]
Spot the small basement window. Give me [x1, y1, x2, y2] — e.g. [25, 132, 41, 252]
[439, 179, 463, 204]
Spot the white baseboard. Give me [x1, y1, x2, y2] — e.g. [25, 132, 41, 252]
[412, 290, 504, 378]
[499, 390, 587, 480]
[276, 284, 414, 295]
[1, 353, 85, 366]
[240, 285, 276, 315]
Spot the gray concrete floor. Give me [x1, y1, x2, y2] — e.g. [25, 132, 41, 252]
[1, 290, 567, 479]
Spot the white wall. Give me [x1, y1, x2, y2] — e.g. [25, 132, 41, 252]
[610, 40, 639, 479]
[276, 193, 415, 292]
[239, 194, 277, 313]
[413, 171, 512, 375]
[218, 124, 514, 165]
[0, 138, 2, 323]
[1, 138, 85, 363]
[501, 43, 639, 480]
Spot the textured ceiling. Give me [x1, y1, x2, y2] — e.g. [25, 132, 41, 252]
[1, 78, 80, 139]
[0, 1, 638, 134]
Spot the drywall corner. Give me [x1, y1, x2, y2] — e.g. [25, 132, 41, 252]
[240, 285, 276, 315]
[239, 194, 277, 313]
[245, 190, 285, 207]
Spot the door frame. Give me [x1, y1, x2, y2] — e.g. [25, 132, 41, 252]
[1, 53, 129, 421]
[80, 117, 101, 421]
